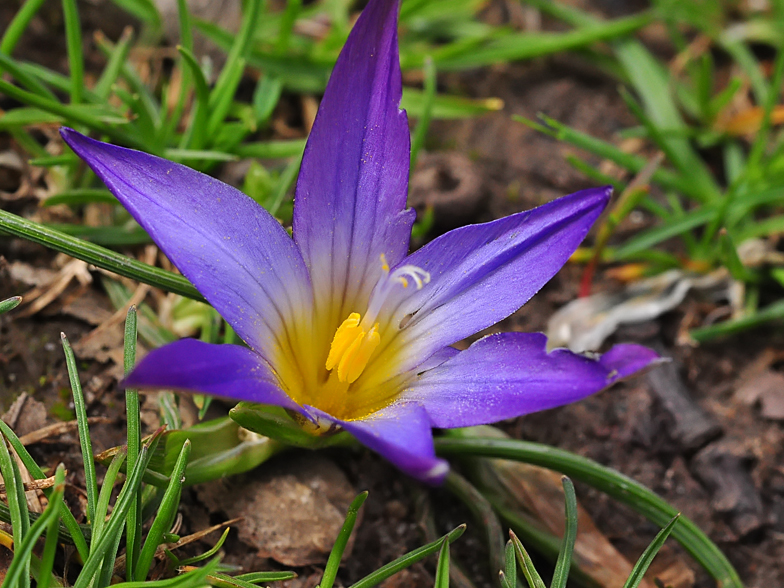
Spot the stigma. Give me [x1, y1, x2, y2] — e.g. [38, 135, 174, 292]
[325, 255, 430, 383]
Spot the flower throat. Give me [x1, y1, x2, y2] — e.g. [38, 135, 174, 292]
[325, 255, 430, 384]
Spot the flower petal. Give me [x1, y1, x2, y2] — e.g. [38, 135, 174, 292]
[293, 0, 414, 327]
[402, 332, 660, 428]
[61, 129, 313, 360]
[124, 339, 299, 411]
[390, 187, 610, 367]
[303, 403, 449, 484]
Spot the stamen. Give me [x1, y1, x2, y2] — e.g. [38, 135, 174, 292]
[324, 256, 431, 384]
[325, 313, 362, 371]
[363, 256, 431, 329]
[325, 314, 381, 383]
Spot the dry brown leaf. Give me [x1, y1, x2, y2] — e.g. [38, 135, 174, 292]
[195, 453, 356, 566]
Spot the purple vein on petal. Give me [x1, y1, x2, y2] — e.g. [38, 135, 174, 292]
[383, 187, 611, 370]
[124, 339, 299, 411]
[293, 0, 414, 331]
[61, 128, 313, 362]
[402, 332, 660, 428]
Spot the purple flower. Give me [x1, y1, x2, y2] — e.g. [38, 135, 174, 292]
[61, 0, 657, 484]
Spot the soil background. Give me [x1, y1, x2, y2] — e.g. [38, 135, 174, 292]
[1, 1, 784, 587]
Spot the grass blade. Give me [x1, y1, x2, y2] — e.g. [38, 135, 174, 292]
[91, 447, 127, 550]
[444, 471, 505, 580]
[0, 209, 202, 300]
[623, 515, 680, 588]
[549, 478, 577, 588]
[0, 0, 48, 55]
[0, 427, 31, 588]
[348, 525, 465, 588]
[61, 332, 98, 526]
[136, 440, 192, 580]
[74, 433, 161, 588]
[410, 56, 436, 174]
[435, 434, 743, 588]
[2, 468, 64, 588]
[61, 0, 84, 104]
[320, 492, 369, 588]
[434, 537, 450, 588]
[37, 466, 66, 588]
[0, 296, 22, 314]
[0, 420, 89, 558]
[125, 306, 143, 580]
[510, 532, 547, 588]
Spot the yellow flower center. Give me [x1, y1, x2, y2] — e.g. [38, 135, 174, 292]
[325, 313, 381, 383]
[271, 255, 430, 422]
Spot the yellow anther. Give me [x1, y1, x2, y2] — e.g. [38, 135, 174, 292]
[380, 253, 390, 273]
[399, 277, 408, 288]
[326, 313, 381, 383]
[341, 324, 380, 383]
[325, 313, 362, 371]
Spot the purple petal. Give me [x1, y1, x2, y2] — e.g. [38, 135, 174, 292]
[293, 0, 414, 327]
[125, 339, 299, 411]
[61, 129, 313, 360]
[402, 332, 660, 428]
[392, 187, 611, 367]
[303, 403, 449, 484]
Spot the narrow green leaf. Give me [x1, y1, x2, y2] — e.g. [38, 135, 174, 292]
[233, 571, 298, 583]
[504, 540, 517, 587]
[0, 53, 56, 100]
[113, 557, 220, 588]
[37, 466, 66, 588]
[0, 209, 203, 301]
[175, 528, 230, 566]
[29, 154, 78, 167]
[125, 305, 142, 580]
[207, 56, 245, 137]
[549, 478, 578, 588]
[252, 75, 283, 126]
[348, 525, 465, 588]
[0, 420, 89, 558]
[434, 537, 450, 588]
[690, 298, 784, 342]
[320, 492, 369, 588]
[410, 56, 436, 174]
[0, 79, 138, 146]
[61, 0, 84, 104]
[0, 296, 22, 314]
[0, 0, 48, 55]
[401, 88, 503, 119]
[623, 515, 680, 588]
[514, 114, 698, 199]
[433, 12, 653, 70]
[267, 151, 303, 217]
[91, 447, 128, 550]
[164, 149, 237, 162]
[0, 428, 31, 588]
[94, 27, 134, 101]
[136, 440, 192, 580]
[74, 434, 161, 588]
[2, 471, 63, 588]
[61, 332, 98, 525]
[444, 471, 505, 580]
[233, 139, 307, 159]
[510, 532, 547, 588]
[435, 435, 742, 588]
[177, 45, 210, 150]
[42, 189, 117, 207]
